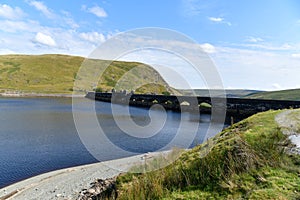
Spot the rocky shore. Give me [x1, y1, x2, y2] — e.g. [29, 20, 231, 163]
[77, 178, 117, 200]
[0, 152, 165, 200]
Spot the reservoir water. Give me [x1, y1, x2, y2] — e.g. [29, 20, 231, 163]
[0, 97, 219, 188]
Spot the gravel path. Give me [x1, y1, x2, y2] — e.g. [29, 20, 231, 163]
[0, 152, 169, 200]
[275, 109, 300, 154]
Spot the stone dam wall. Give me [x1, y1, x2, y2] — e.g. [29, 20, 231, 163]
[86, 92, 300, 123]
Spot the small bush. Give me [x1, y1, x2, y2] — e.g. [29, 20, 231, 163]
[162, 91, 170, 96]
[94, 87, 103, 92]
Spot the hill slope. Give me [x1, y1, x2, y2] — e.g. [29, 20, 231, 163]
[116, 109, 300, 199]
[180, 88, 300, 101]
[179, 89, 263, 98]
[246, 89, 300, 101]
[0, 54, 176, 95]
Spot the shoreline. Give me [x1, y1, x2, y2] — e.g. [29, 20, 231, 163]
[0, 151, 171, 200]
[0, 92, 85, 98]
[275, 109, 300, 154]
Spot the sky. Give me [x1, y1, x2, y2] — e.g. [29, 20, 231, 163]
[0, 0, 300, 90]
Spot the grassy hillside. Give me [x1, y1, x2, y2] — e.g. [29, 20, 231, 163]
[180, 88, 300, 101]
[116, 110, 300, 199]
[0, 54, 176, 95]
[179, 89, 263, 98]
[246, 89, 300, 101]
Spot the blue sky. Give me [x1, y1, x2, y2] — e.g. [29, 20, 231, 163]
[0, 0, 300, 90]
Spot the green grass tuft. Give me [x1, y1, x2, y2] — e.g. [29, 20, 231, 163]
[116, 110, 300, 199]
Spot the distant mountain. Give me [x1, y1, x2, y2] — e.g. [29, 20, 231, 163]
[179, 89, 263, 98]
[246, 89, 300, 101]
[0, 54, 177, 95]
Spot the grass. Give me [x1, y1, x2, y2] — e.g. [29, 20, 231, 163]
[116, 110, 300, 199]
[199, 102, 212, 108]
[179, 89, 263, 98]
[135, 83, 167, 94]
[246, 89, 300, 101]
[163, 167, 300, 200]
[0, 54, 177, 95]
[180, 88, 300, 101]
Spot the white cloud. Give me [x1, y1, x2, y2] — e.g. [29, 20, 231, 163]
[0, 16, 116, 56]
[211, 46, 300, 90]
[200, 43, 216, 53]
[34, 32, 56, 47]
[28, 1, 56, 19]
[61, 11, 79, 29]
[26, 2, 79, 30]
[246, 36, 264, 43]
[63, 17, 79, 29]
[208, 17, 223, 22]
[0, 20, 39, 33]
[292, 53, 300, 58]
[79, 32, 106, 43]
[0, 4, 26, 20]
[208, 16, 231, 26]
[83, 5, 107, 18]
[235, 42, 294, 51]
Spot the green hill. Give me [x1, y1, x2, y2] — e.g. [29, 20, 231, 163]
[0, 54, 176, 95]
[179, 89, 263, 98]
[116, 109, 300, 199]
[180, 88, 300, 101]
[246, 89, 300, 101]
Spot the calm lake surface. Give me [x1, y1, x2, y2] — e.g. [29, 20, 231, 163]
[0, 97, 218, 188]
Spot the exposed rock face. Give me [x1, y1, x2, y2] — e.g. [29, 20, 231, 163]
[77, 178, 117, 200]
